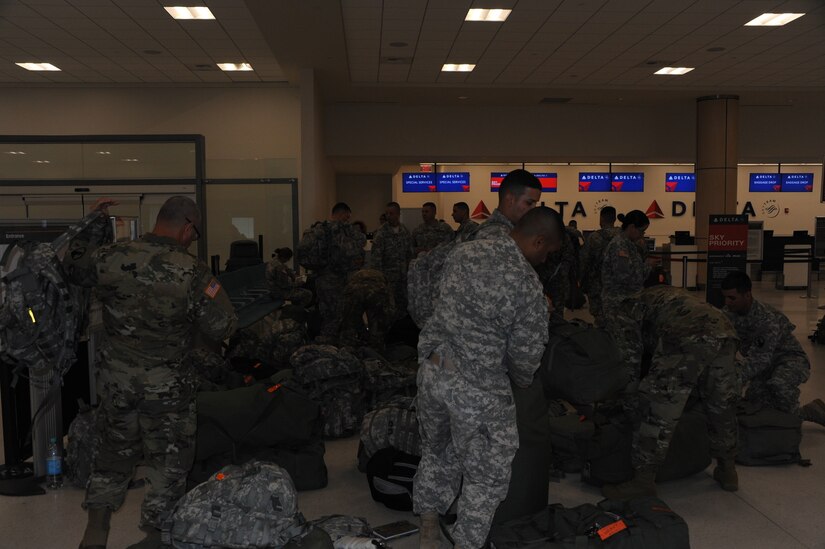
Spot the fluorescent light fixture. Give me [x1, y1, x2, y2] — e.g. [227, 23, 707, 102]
[441, 63, 475, 72]
[465, 8, 511, 22]
[33, 160, 50, 164]
[164, 6, 215, 20]
[96, 151, 111, 155]
[16, 62, 60, 71]
[217, 62, 253, 72]
[654, 66, 694, 75]
[745, 13, 805, 26]
[4, 151, 25, 155]
[121, 158, 139, 162]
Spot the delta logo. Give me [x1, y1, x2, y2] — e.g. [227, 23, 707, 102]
[665, 181, 678, 192]
[579, 181, 591, 192]
[646, 200, 665, 219]
[471, 200, 491, 220]
[428, 185, 436, 192]
[611, 181, 623, 192]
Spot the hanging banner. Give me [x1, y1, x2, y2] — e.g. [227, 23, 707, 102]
[706, 214, 748, 308]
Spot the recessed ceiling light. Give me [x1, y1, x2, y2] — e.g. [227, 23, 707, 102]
[96, 151, 111, 155]
[745, 13, 804, 26]
[4, 151, 26, 155]
[16, 62, 60, 71]
[465, 8, 511, 22]
[218, 62, 253, 72]
[33, 160, 50, 164]
[121, 158, 139, 162]
[654, 67, 695, 75]
[164, 6, 215, 20]
[442, 63, 475, 72]
[458, 96, 469, 100]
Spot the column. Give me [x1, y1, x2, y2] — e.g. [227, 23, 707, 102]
[695, 95, 739, 287]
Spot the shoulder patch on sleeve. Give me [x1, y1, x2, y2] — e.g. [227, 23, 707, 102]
[204, 278, 222, 299]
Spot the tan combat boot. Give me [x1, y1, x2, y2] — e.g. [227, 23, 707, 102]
[79, 507, 112, 549]
[419, 512, 443, 549]
[713, 458, 739, 491]
[601, 470, 657, 500]
[800, 399, 825, 426]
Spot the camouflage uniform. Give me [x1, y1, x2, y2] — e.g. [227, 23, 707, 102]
[613, 286, 740, 472]
[726, 299, 810, 414]
[455, 219, 479, 243]
[474, 208, 514, 241]
[339, 269, 396, 350]
[78, 233, 237, 529]
[412, 221, 454, 253]
[369, 223, 413, 320]
[265, 257, 312, 308]
[579, 227, 620, 326]
[313, 221, 366, 340]
[536, 231, 577, 321]
[414, 237, 549, 549]
[601, 233, 650, 334]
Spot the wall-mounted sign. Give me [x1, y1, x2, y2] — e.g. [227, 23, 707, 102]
[780, 173, 813, 192]
[437, 172, 470, 192]
[665, 173, 696, 192]
[611, 172, 644, 192]
[749, 173, 780, 192]
[490, 172, 556, 192]
[578, 172, 611, 192]
[402, 172, 436, 193]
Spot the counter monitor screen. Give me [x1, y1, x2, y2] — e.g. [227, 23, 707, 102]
[749, 173, 780, 192]
[780, 173, 814, 192]
[665, 173, 696, 192]
[578, 172, 611, 192]
[534, 172, 558, 192]
[490, 172, 507, 192]
[611, 172, 644, 192]
[403, 172, 436, 193]
[436, 172, 470, 192]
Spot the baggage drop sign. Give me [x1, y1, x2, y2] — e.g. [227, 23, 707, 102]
[706, 214, 748, 308]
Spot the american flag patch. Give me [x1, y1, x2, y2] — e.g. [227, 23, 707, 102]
[204, 278, 221, 299]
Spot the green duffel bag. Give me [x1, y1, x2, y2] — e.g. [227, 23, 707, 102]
[736, 403, 805, 466]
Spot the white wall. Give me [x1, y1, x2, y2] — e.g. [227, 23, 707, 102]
[0, 86, 301, 178]
[392, 163, 824, 244]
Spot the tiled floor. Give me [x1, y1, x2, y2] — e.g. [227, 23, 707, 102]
[1, 280, 824, 549]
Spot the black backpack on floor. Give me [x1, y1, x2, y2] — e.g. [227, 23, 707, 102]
[539, 320, 626, 405]
[548, 413, 594, 474]
[365, 447, 420, 511]
[736, 403, 805, 466]
[490, 497, 689, 549]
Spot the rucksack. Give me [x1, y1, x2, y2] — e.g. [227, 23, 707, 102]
[290, 345, 366, 438]
[365, 447, 421, 512]
[548, 413, 595, 474]
[195, 375, 321, 462]
[407, 239, 460, 328]
[358, 396, 420, 471]
[539, 320, 625, 405]
[164, 460, 309, 549]
[296, 222, 365, 275]
[65, 400, 102, 488]
[296, 223, 330, 271]
[736, 403, 806, 466]
[489, 497, 689, 549]
[359, 348, 417, 411]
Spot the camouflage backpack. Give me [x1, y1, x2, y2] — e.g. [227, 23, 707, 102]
[326, 222, 366, 275]
[307, 515, 372, 542]
[163, 460, 309, 548]
[65, 400, 102, 488]
[290, 344, 366, 438]
[358, 347, 417, 411]
[296, 223, 330, 272]
[358, 395, 420, 471]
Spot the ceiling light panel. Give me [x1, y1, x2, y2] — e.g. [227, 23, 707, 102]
[654, 67, 695, 75]
[442, 64, 476, 72]
[164, 6, 216, 20]
[745, 13, 805, 26]
[218, 63, 254, 72]
[465, 9, 512, 22]
[16, 62, 61, 71]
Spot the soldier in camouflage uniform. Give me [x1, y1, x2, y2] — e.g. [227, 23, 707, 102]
[579, 206, 620, 326]
[412, 202, 454, 255]
[475, 169, 542, 242]
[414, 206, 561, 549]
[300, 203, 366, 342]
[536, 228, 577, 321]
[266, 247, 312, 308]
[720, 272, 824, 424]
[369, 202, 413, 321]
[72, 197, 237, 549]
[601, 210, 653, 335]
[602, 285, 740, 500]
[339, 268, 396, 350]
[452, 202, 479, 243]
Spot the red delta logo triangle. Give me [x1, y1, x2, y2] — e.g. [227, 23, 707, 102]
[646, 200, 665, 219]
[471, 200, 491, 220]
